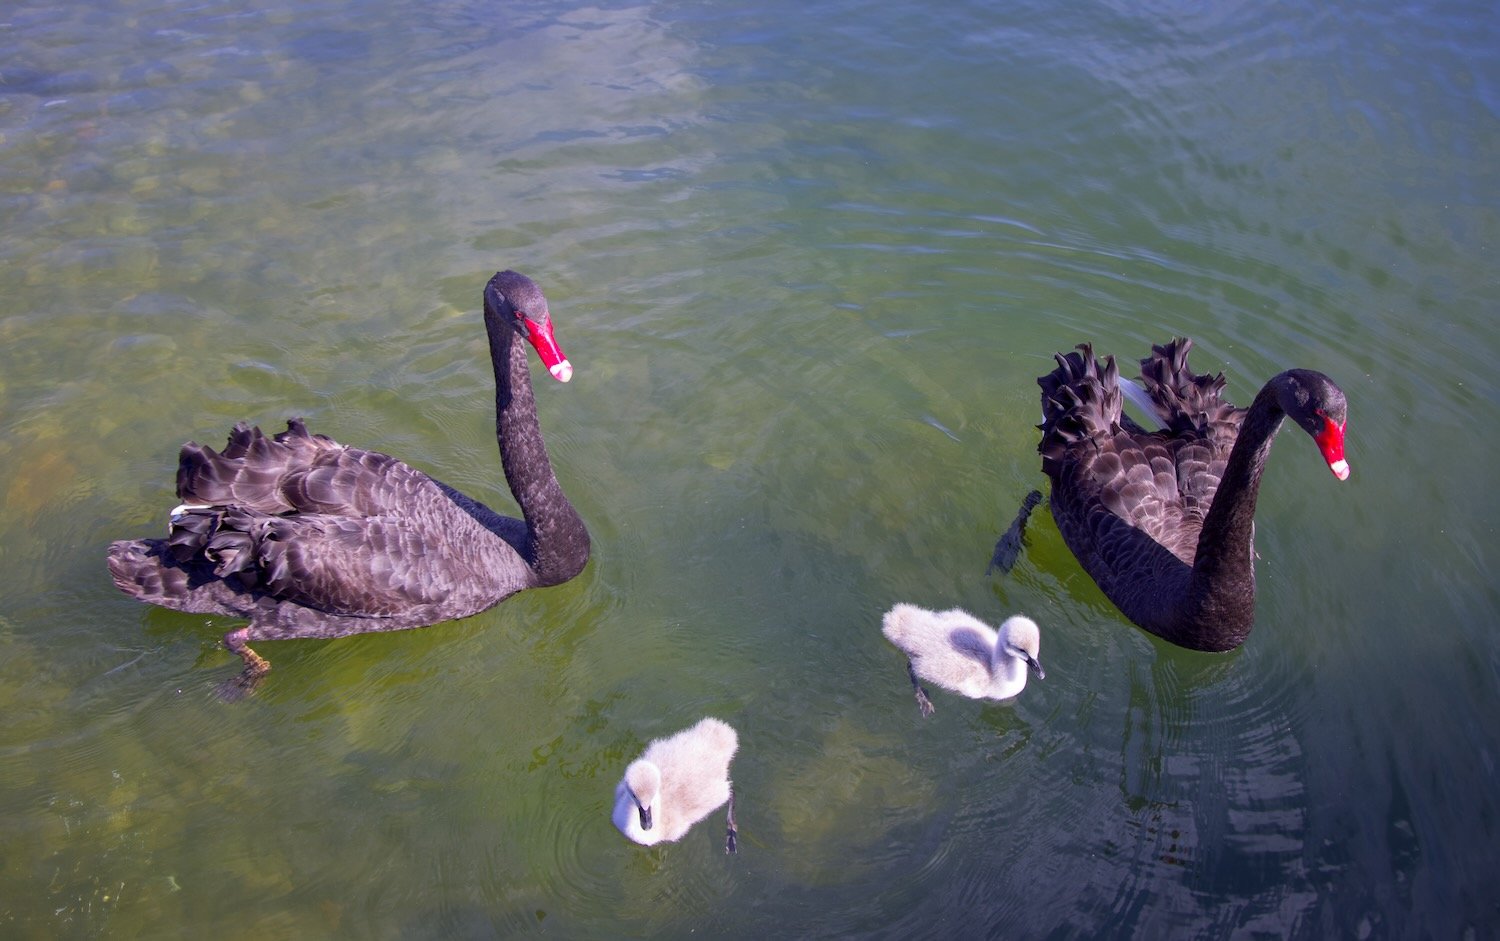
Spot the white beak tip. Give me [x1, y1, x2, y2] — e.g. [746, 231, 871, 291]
[550, 360, 573, 383]
[1330, 459, 1350, 480]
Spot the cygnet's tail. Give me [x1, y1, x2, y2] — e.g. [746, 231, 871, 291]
[881, 602, 935, 647]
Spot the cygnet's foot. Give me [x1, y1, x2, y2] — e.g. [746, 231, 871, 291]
[907, 660, 936, 718]
[725, 793, 738, 854]
[914, 686, 936, 718]
[218, 628, 271, 701]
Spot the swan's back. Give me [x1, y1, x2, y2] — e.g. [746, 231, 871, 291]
[649, 718, 738, 823]
[882, 603, 996, 666]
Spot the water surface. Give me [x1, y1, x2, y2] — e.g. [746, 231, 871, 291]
[1, 0, 1497, 937]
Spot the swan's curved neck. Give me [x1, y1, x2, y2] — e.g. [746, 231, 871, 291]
[990, 640, 1021, 679]
[486, 305, 590, 586]
[1177, 379, 1289, 649]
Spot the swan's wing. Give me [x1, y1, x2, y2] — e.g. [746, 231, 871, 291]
[1038, 345, 1192, 545]
[245, 512, 480, 615]
[154, 420, 535, 621]
[1048, 481, 1195, 629]
[1136, 338, 1242, 437]
[168, 499, 528, 619]
[1039, 344, 1123, 476]
[1042, 341, 1244, 566]
[176, 419, 442, 519]
[1049, 425, 1206, 567]
[947, 626, 999, 667]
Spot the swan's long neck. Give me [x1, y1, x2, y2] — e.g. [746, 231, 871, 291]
[990, 640, 1023, 679]
[1176, 379, 1289, 649]
[486, 304, 590, 587]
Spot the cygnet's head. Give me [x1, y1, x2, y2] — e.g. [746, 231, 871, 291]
[623, 760, 662, 831]
[999, 615, 1045, 679]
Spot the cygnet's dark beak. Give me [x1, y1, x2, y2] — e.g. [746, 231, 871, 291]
[1027, 655, 1045, 680]
[636, 803, 653, 831]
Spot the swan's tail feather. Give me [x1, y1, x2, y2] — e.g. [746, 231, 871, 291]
[111, 500, 275, 612]
[1038, 344, 1123, 477]
[106, 537, 244, 614]
[108, 538, 174, 604]
[1137, 338, 1238, 434]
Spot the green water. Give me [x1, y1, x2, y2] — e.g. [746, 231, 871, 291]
[2, 0, 1497, 936]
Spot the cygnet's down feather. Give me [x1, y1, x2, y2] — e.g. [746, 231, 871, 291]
[882, 603, 1044, 717]
[613, 717, 740, 853]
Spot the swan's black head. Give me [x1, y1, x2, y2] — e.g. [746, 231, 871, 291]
[485, 270, 573, 383]
[1280, 369, 1350, 480]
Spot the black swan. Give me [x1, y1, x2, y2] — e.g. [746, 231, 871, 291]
[107, 270, 590, 691]
[1005, 338, 1349, 652]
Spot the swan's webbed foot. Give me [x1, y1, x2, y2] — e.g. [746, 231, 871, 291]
[907, 660, 936, 718]
[217, 627, 271, 701]
[725, 791, 738, 854]
[989, 489, 1043, 574]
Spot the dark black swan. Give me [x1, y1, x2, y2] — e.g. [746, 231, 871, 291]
[1009, 338, 1349, 652]
[107, 270, 590, 691]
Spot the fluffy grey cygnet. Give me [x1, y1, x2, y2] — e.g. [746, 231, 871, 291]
[882, 603, 1044, 717]
[613, 717, 740, 853]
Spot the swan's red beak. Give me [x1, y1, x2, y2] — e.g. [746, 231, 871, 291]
[1315, 414, 1349, 480]
[523, 315, 573, 383]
